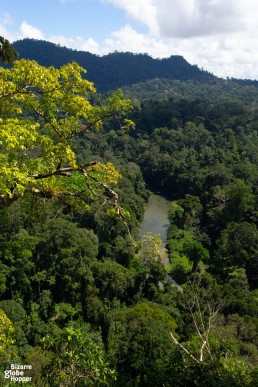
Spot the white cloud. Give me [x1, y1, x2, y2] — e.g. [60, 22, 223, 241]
[20, 21, 45, 40]
[0, 12, 17, 41]
[156, 0, 245, 38]
[2, 0, 258, 80]
[48, 34, 100, 54]
[98, 22, 258, 80]
[101, 0, 258, 79]
[81, 37, 100, 54]
[102, 0, 158, 34]
[0, 12, 14, 26]
[103, 24, 171, 57]
[103, 0, 255, 38]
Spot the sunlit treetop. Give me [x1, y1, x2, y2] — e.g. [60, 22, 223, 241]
[0, 309, 15, 358]
[0, 59, 134, 214]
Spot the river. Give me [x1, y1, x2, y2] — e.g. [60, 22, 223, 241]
[140, 193, 170, 266]
[140, 193, 182, 290]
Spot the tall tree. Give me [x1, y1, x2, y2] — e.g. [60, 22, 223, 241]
[0, 59, 133, 213]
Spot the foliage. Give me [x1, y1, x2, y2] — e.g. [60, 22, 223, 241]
[138, 232, 163, 265]
[0, 308, 15, 364]
[0, 58, 133, 212]
[42, 325, 116, 386]
[0, 36, 18, 64]
[107, 301, 177, 386]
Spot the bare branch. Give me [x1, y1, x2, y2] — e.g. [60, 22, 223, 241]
[200, 340, 207, 362]
[170, 332, 200, 364]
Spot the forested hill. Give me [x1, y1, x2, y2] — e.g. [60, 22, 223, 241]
[12, 38, 215, 91]
[3, 37, 258, 386]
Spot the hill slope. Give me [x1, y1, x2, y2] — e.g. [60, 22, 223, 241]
[13, 38, 215, 92]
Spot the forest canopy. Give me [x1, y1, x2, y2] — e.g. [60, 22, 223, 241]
[1, 38, 258, 386]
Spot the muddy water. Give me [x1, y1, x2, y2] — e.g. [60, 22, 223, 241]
[140, 194, 182, 290]
[140, 194, 170, 243]
[140, 194, 170, 266]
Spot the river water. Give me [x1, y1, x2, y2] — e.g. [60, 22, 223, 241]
[140, 194, 182, 290]
[140, 194, 170, 242]
[140, 194, 171, 266]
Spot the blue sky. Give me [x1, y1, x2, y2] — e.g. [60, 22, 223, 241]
[1, 0, 258, 80]
[1, 0, 132, 42]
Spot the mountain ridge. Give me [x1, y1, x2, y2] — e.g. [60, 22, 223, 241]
[12, 38, 215, 92]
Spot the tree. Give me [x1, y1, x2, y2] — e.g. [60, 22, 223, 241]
[0, 36, 18, 64]
[215, 222, 258, 270]
[42, 326, 116, 386]
[138, 232, 163, 265]
[35, 218, 99, 305]
[0, 308, 15, 363]
[0, 300, 27, 356]
[107, 301, 177, 385]
[0, 59, 133, 214]
[170, 277, 224, 365]
[93, 259, 134, 302]
[183, 239, 209, 273]
[169, 276, 258, 386]
[208, 180, 255, 231]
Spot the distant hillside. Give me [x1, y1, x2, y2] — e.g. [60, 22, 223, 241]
[13, 39, 215, 92]
[122, 77, 258, 104]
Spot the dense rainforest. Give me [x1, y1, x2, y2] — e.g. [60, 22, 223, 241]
[1, 38, 258, 386]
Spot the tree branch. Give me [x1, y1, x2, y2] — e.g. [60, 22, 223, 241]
[170, 332, 200, 364]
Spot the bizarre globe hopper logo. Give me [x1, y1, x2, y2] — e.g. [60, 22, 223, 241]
[4, 364, 33, 383]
